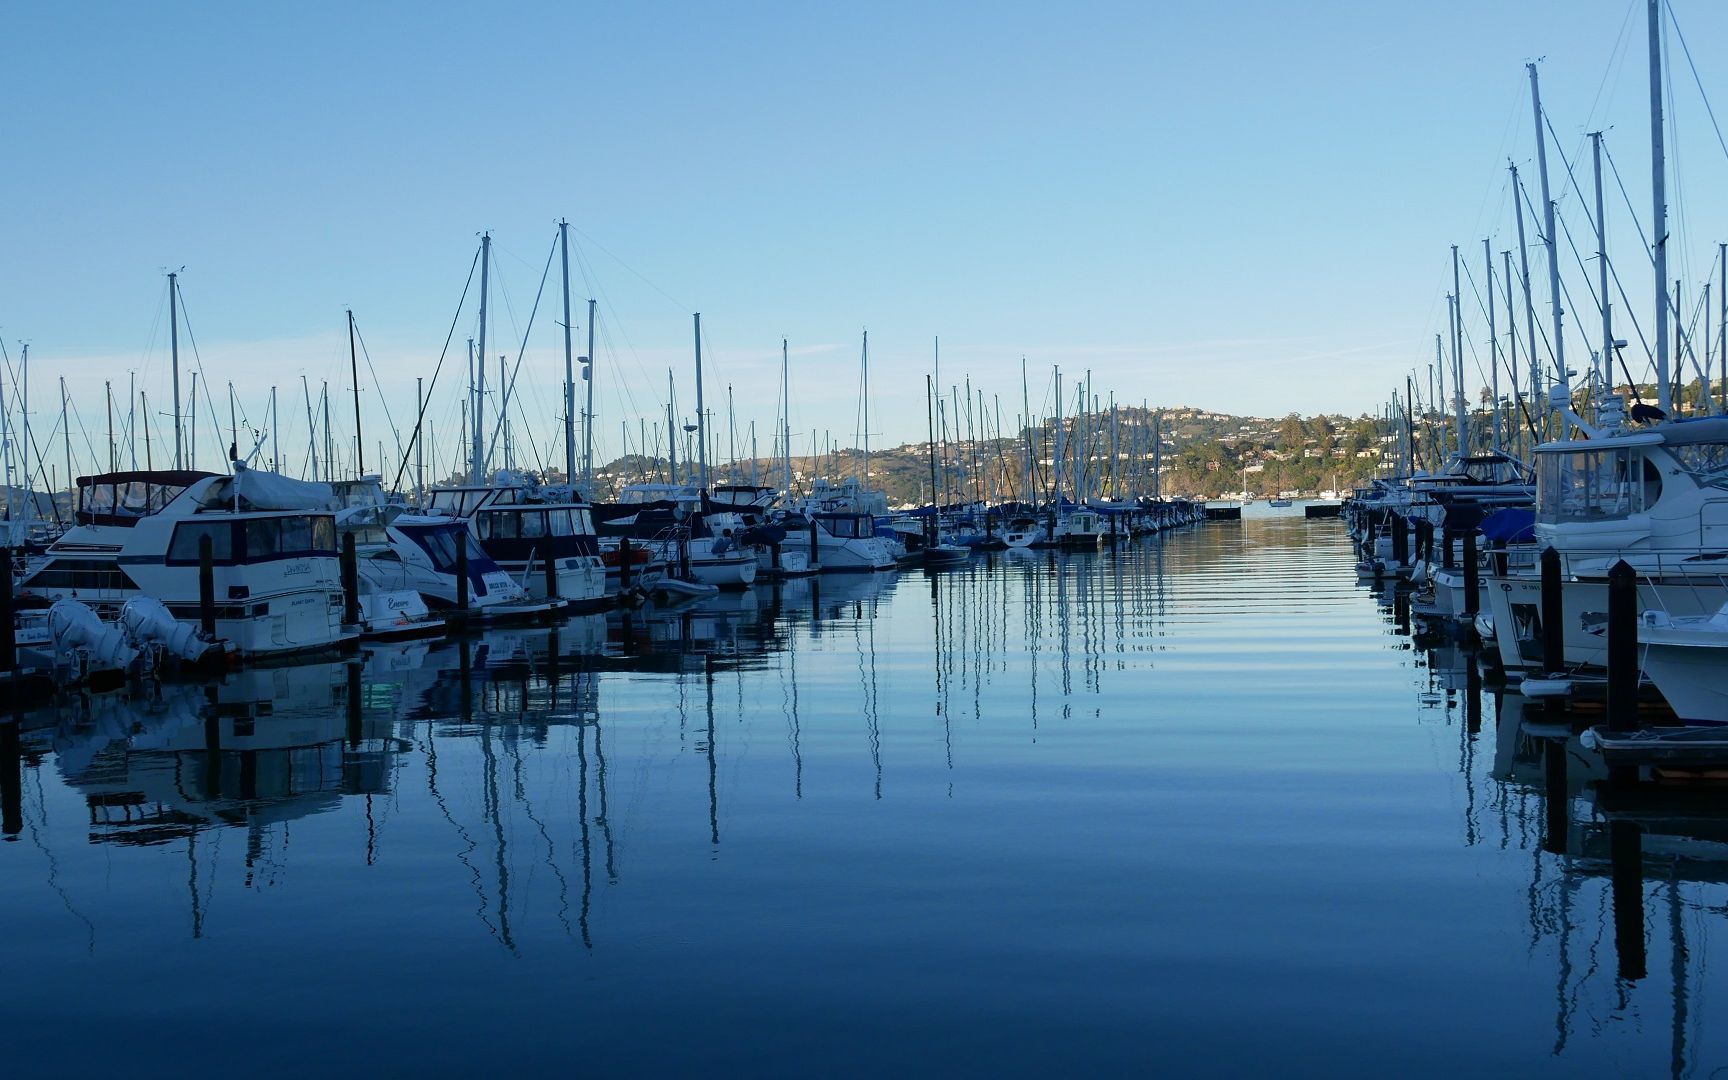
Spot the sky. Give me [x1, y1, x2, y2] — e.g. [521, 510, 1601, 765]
[7, 0, 1728, 484]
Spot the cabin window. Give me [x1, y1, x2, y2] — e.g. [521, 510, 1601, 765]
[168, 521, 237, 563]
[478, 511, 551, 540]
[238, 516, 337, 560]
[1672, 443, 1728, 489]
[25, 559, 130, 591]
[1536, 449, 1647, 524]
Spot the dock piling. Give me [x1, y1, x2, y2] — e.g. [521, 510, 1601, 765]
[1606, 560, 1638, 732]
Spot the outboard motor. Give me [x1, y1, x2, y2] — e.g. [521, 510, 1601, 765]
[120, 596, 223, 664]
[48, 599, 141, 675]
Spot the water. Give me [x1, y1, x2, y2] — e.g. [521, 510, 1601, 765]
[2, 520, 1722, 1076]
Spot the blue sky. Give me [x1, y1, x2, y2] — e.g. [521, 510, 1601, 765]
[7, 1, 1728, 481]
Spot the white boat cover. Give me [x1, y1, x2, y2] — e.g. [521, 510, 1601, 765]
[199, 465, 337, 512]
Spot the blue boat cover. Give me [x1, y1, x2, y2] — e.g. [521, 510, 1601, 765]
[1478, 507, 1535, 544]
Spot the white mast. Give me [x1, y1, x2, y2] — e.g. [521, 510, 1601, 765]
[860, 329, 870, 485]
[1528, 62, 1568, 400]
[1591, 132, 1614, 395]
[1052, 367, 1063, 507]
[169, 271, 184, 470]
[584, 298, 597, 486]
[560, 219, 576, 484]
[1648, 0, 1671, 414]
[693, 313, 708, 490]
[472, 232, 490, 483]
[1451, 245, 1466, 454]
[1020, 358, 1034, 504]
[781, 337, 792, 494]
[1485, 239, 1501, 449]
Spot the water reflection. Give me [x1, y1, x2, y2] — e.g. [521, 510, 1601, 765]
[1401, 582, 1727, 1077]
[3, 520, 1725, 1073]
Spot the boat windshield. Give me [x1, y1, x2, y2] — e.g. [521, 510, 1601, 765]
[1670, 442, 1728, 490]
[400, 524, 492, 573]
[1536, 448, 1662, 524]
[427, 489, 492, 517]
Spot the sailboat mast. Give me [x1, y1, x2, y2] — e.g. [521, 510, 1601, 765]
[348, 309, 364, 476]
[1647, 0, 1670, 414]
[926, 375, 939, 522]
[1450, 247, 1466, 454]
[473, 232, 490, 483]
[168, 271, 183, 470]
[105, 380, 115, 473]
[416, 378, 425, 502]
[1485, 239, 1501, 449]
[693, 312, 708, 490]
[560, 220, 576, 484]
[1590, 132, 1614, 394]
[1021, 358, 1034, 503]
[584, 298, 597, 486]
[666, 370, 678, 485]
[60, 376, 72, 517]
[1052, 367, 1063, 507]
[302, 376, 318, 480]
[781, 338, 792, 494]
[1528, 63, 1568, 402]
[861, 329, 870, 484]
[1503, 251, 1521, 456]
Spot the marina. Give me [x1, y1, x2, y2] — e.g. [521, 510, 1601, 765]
[11, 0, 1728, 1074]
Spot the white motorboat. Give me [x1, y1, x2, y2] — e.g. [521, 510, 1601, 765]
[1636, 604, 1728, 724]
[17, 465, 353, 658]
[427, 473, 609, 610]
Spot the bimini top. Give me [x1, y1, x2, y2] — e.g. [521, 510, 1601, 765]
[76, 470, 222, 525]
[1535, 416, 1728, 453]
[77, 469, 219, 489]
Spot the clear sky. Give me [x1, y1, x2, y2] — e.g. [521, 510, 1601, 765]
[7, 0, 1728, 483]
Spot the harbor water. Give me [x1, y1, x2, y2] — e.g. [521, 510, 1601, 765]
[2, 517, 1721, 1075]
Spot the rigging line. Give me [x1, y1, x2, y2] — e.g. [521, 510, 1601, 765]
[568, 238, 647, 428]
[1458, 258, 1516, 393]
[389, 245, 480, 494]
[349, 315, 404, 461]
[1600, 140, 1656, 264]
[1542, 112, 1603, 240]
[1583, 0, 1640, 130]
[564, 221, 688, 312]
[1602, 137, 1704, 363]
[484, 233, 557, 475]
[1552, 207, 1605, 322]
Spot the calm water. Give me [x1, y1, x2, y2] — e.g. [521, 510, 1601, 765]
[2, 519, 1722, 1076]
